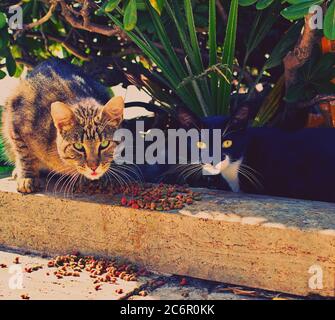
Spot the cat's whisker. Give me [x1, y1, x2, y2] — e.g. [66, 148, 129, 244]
[240, 163, 263, 181]
[114, 164, 144, 182]
[109, 168, 129, 187]
[53, 169, 77, 195]
[239, 164, 263, 186]
[107, 169, 127, 188]
[182, 166, 202, 182]
[63, 173, 80, 198]
[175, 164, 202, 183]
[238, 167, 263, 190]
[45, 167, 75, 192]
[67, 174, 80, 198]
[60, 172, 77, 197]
[112, 168, 136, 186]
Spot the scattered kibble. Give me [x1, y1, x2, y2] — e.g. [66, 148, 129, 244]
[138, 290, 148, 297]
[13, 257, 20, 264]
[25, 265, 43, 273]
[20, 294, 30, 300]
[46, 254, 142, 291]
[115, 288, 123, 294]
[0, 264, 7, 268]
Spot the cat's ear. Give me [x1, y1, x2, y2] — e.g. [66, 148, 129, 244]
[175, 106, 203, 130]
[228, 103, 253, 131]
[51, 102, 76, 131]
[101, 96, 124, 127]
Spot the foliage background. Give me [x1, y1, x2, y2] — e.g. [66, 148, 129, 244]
[1, 0, 335, 165]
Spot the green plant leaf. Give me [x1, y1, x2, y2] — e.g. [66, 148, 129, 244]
[0, 69, 6, 80]
[105, 0, 121, 12]
[6, 50, 16, 77]
[256, 0, 274, 10]
[281, 0, 324, 21]
[324, 0, 335, 40]
[149, 0, 164, 15]
[0, 12, 6, 29]
[264, 21, 303, 70]
[218, 0, 239, 114]
[0, 29, 9, 50]
[124, 0, 137, 31]
[209, 0, 218, 108]
[239, 0, 258, 6]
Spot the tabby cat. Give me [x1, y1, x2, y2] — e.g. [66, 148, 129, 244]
[2, 59, 124, 193]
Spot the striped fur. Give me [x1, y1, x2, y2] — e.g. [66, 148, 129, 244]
[2, 59, 124, 193]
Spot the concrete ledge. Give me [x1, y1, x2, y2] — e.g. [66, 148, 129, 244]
[0, 177, 334, 297]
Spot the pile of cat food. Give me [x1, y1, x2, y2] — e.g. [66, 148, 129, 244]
[46, 254, 147, 291]
[75, 181, 202, 211]
[115, 183, 202, 211]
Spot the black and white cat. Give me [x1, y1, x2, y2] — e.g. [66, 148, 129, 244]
[164, 104, 335, 203]
[124, 101, 335, 203]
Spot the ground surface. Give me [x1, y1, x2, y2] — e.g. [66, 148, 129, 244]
[0, 249, 299, 300]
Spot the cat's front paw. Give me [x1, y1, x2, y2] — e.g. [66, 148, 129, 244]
[17, 178, 39, 194]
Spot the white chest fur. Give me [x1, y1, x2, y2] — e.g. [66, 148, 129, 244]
[221, 159, 242, 192]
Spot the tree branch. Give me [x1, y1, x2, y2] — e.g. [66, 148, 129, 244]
[23, 1, 57, 30]
[25, 31, 91, 61]
[283, 14, 320, 91]
[297, 94, 335, 109]
[58, 0, 120, 37]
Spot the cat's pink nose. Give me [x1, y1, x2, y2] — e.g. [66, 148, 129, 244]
[89, 165, 98, 172]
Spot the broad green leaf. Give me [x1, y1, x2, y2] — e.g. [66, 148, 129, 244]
[281, 0, 324, 21]
[264, 21, 303, 70]
[0, 12, 6, 29]
[239, 0, 258, 6]
[0, 69, 6, 80]
[105, 0, 121, 13]
[123, 0, 137, 31]
[256, 0, 274, 10]
[6, 51, 16, 77]
[324, 0, 335, 40]
[0, 29, 9, 50]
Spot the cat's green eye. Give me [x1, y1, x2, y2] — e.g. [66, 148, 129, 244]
[100, 140, 110, 149]
[196, 141, 207, 149]
[74, 143, 84, 151]
[223, 140, 233, 148]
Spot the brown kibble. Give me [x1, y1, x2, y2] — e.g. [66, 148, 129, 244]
[20, 294, 30, 300]
[95, 285, 101, 291]
[13, 257, 20, 264]
[24, 268, 32, 273]
[115, 288, 123, 294]
[138, 290, 148, 297]
[0, 264, 7, 268]
[47, 261, 54, 268]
